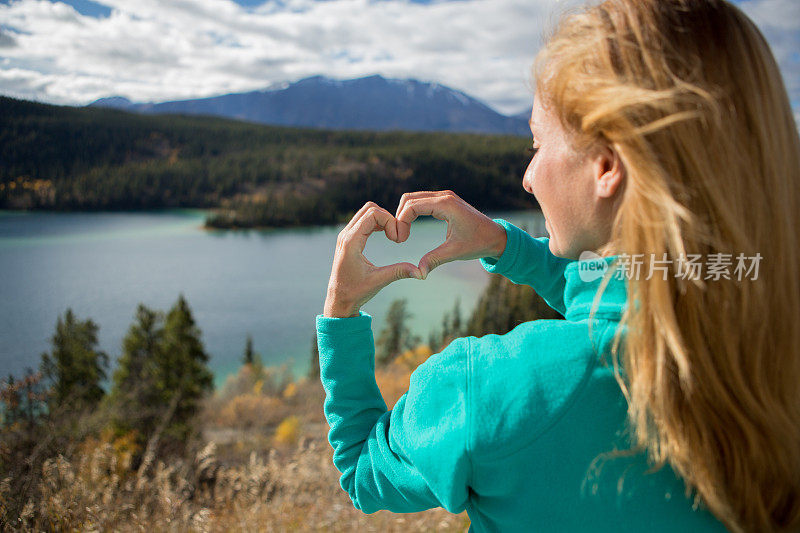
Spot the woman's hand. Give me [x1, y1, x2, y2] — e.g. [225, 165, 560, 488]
[323, 191, 508, 318]
[395, 190, 508, 279]
[324, 201, 423, 318]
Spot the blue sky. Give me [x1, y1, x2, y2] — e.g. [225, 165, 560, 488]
[20, 0, 449, 17]
[0, 0, 797, 120]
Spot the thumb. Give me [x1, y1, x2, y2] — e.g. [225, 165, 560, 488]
[418, 242, 454, 279]
[375, 262, 423, 287]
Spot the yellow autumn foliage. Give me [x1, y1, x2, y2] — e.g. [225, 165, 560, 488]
[282, 382, 297, 399]
[274, 415, 301, 446]
[219, 394, 287, 428]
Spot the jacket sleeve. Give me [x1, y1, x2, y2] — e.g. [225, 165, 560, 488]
[479, 217, 574, 316]
[315, 311, 471, 515]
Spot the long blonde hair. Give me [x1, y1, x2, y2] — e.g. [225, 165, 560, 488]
[533, 1, 800, 531]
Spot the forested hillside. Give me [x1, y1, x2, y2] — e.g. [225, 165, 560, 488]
[0, 96, 538, 228]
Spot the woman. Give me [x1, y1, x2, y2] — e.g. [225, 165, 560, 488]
[315, 0, 800, 531]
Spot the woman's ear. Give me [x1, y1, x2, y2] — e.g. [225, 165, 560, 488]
[594, 144, 625, 199]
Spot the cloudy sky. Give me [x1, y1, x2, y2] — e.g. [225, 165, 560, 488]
[0, 0, 797, 118]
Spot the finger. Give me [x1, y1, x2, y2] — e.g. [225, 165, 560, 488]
[395, 190, 451, 217]
[373, 262, 423, 288]
[417, 240, 457, 279]
[343, 201, 378, 233]
[395, 191, 453, 242]
[396, 194, 455, 239]
[351, 206, 398, 250]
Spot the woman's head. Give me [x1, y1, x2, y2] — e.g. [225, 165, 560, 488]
[523, 92, 625, 259]
[531, 0, 800, 531]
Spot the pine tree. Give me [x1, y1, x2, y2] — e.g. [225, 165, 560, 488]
[0, 375, 22, 428]
[308, 332, 320, 380]
[426, 328, 442, 354]
[375, 298, 416, 366]
[109, 304, 165, 443]
[451, 297, 462, 337]
[440, 310, 452, 347]
[39, 308, 108, 413]
[243, 334, 256, 366]
[158, 294, 213, 443]
[464, 273, 563, 338]
[435, 297, 465, 350]
[17, 369, 45, 428]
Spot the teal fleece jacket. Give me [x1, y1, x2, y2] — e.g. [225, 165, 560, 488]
[315, 218, 729, 532]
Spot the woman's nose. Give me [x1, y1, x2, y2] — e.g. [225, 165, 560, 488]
[522, 169, 534, 194]
[523, 179, 532, 194]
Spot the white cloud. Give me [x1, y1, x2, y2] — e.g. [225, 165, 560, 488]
[0, 0, 579, 113]
[0, 0, 797, 118]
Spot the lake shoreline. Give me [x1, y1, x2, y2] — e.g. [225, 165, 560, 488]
[2, 209, 544, 389]
[2, 205, 544, 232]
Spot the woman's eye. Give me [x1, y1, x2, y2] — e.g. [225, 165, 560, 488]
[527, 146, 540, 157]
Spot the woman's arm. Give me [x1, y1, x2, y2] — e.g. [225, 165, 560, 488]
[480, 218, 574, 316]
[316, 311, 472, 514]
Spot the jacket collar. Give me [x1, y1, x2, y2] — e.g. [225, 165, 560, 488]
[562, 255, 628, 322]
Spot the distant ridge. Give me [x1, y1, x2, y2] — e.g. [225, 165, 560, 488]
[514, 107, 533, 122]
[90, 96, 134, 109]
[89, 75, 529, 136]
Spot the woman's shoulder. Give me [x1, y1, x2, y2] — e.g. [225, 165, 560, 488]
[464, 318, 621, 457]
[468, 317, 614, 383]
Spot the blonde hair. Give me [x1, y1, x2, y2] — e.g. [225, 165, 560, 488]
[533, 0, 800, 531]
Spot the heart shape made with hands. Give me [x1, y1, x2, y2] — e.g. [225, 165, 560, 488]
[350, 194, 500, 282]
[326, 192, 505, 317]
[325, 206, 428, 317]
[360, 214, 441, 281]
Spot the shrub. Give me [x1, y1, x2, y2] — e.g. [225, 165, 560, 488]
[274, 416, 301, 447]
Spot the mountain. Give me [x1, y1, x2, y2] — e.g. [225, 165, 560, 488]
[514, 107, 533, 122]
[90, 96, 134, 109]
[89, 75, 529, 136]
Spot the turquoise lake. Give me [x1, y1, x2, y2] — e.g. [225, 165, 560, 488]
[0, 208, 546, 389]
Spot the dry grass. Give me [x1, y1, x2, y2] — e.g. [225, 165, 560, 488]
[1, 347, 470, 531]
[4, 435, 469, 532]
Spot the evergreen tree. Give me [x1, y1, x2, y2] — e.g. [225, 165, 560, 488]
[308, 332, 320, 380]
[426, 328, 441, 354]
[451, 297, 462, 338]
[39, 308, 108, 412]
[0, 374, 22, 428]
[16, 369, 45, 429]
[158, 294, 214, 443]
[243, 334, 256, 366]
[375, 298, 417, 366]
[440, 310, 452, 347]
[464, 273, 563, 338]
[436, 297, 464, 350]
[109, 304, 164, 443]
